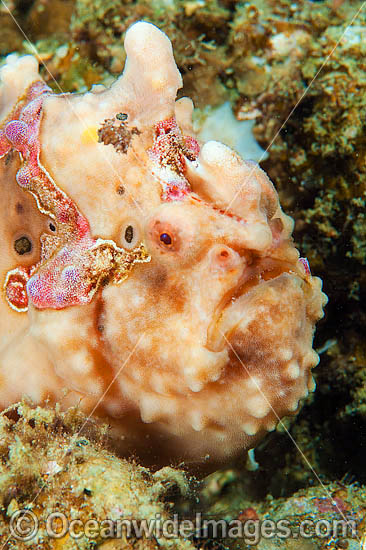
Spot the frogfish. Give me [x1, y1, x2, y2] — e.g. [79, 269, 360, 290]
[0, 22, 327, 470]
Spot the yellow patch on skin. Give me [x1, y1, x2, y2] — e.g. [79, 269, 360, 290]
[151, 78, 164, 90]
[81, 126, 99, 145]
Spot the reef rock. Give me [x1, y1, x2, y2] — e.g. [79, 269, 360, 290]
[0, 22, 327, 469]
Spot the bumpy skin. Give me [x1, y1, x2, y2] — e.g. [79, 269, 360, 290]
[0, 23, 327, 469]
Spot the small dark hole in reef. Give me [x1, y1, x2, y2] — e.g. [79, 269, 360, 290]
[49, 222, 56, 232]
[83, 488, 92, 496]
[14, 236, 32, 255]
[125, 225, 134, 243]
[50, 416, 67, 435]
[3, 406, 20, 423]
[116, 185, 125, 195]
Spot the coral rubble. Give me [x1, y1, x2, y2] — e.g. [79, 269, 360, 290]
[0, 401, 193, 550]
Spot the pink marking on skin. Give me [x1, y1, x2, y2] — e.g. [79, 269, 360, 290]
[150, 119, 251, 225]
[148, 117, 192, 201]
[183, 135, 200, 159]
[5, 267, 32, 311]
[27, 236, 95, 309]
[163, 180, 190, 201]
[0, 82, 50, 156]
[5, 120, 29, 151]
[0, 79, 101, 311]
[75, 214, 91, 239]
[152, 119, 186, 173]
[155, 118, 179, 137]
[190, 194, 246, 225]
[16, 165, 32, 188]
[0, 130, 10, 157]
[299, 257, 311, 276]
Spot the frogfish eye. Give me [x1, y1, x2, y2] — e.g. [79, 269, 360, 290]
[149, 219, 183, 253]
[159, 233, 172, 246]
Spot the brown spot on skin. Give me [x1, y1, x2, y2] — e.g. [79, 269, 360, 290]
[139, 263, 168, 290]
[116, 185, 125, 196]
[137, 263, 187, 313]
[15, 202, 24, 214]
[98, 118, 141, 154]
[14, 236, 32, 255]
[124, 225, 133, 244]
[94, 296, 105, 337]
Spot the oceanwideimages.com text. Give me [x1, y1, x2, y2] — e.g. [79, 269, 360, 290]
[8, 510, 358, 545]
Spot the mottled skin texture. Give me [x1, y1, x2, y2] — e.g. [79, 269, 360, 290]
[0, 23, 327, 470]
